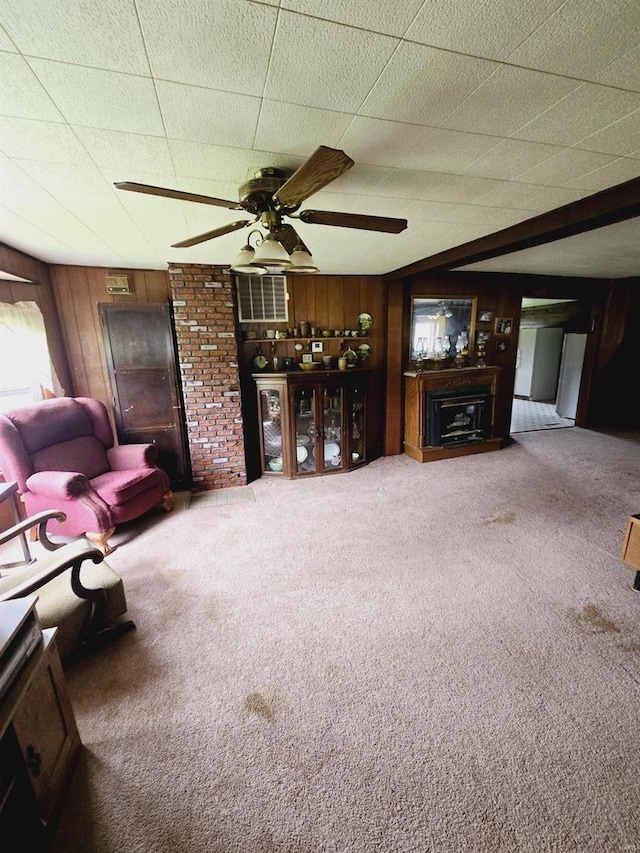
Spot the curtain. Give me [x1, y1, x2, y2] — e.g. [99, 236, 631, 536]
[0, 301, 63, 412]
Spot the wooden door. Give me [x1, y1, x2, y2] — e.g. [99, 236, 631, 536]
[99, 303, 191, 489]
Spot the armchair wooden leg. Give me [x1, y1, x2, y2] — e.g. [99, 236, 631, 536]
[85, 528, 115, 556]
[159, 490, 174, 512]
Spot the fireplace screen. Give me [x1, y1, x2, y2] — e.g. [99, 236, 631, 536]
[425, 388, 492, 447]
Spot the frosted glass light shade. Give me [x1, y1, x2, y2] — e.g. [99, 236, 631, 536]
[231, 244, 266, 275]
[252, 233, 291, 268]
[289, 245, 318, 273]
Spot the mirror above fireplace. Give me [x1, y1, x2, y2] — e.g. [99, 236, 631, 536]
[410, 297, 477, 361]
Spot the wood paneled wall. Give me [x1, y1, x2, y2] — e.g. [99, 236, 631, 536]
[48, 266, 171, 410]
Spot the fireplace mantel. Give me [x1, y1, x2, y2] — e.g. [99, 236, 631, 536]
[404, 365, 502, 462]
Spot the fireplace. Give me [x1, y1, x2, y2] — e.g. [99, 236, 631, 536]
[403, 366, 501, 463]
[425, 388, 492, 447]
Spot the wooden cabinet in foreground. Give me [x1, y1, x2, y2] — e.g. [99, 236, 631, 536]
[0, 600, 80, 851]
[404, 365, 501, 463]
[253, 369, 369, 478]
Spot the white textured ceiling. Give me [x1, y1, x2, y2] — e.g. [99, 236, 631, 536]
[0, 0, 638, 276]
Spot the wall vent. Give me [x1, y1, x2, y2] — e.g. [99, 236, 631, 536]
[235, 275, 288, 323]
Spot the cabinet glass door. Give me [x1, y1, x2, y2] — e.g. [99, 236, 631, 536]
[294, 388, 317, 474]
[259, 389, 284, 473]
[323, 385, 343, 471]
[350, 383, 366, 465]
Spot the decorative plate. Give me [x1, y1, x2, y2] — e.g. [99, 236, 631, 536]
[357, 312, 372, 334]
[323, 441, 340, 462]
[253, 354, 268, 369]
[357, 343, 371, 361]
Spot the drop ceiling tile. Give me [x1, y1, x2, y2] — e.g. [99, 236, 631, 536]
[513, 84, 640, 147]
[2, 0, 151, 75]
[408, 199, 531, 228]
[137, 0, 277, 97]
[507, 0, 640, 80]
[280, 0, 425, 37]
[405, 0, 565, 61]
[74, 127, 174, 173]
[461, 138, 562, 179]
[337, 117, 432, 168]
[26, 59, 164, 135]
[2, 188, 123, 255]
[475, 182, 589, 210]
[373, 168, 450, 200]
[0, 53, 63, 122]
[264, 12, 398, 113]
[254, 102, 354, 156]
[14, 158, 112, 194]
[0, 117, 93, 163]
[513, 149, 617, 186]
[589, 45, 640, 92]
[168, 140, 251, 182]
[417, 173, 506, 203]
[155, 81, 260, 148]
[0, 204, 88, 262]
[55, 190, 158, 256]
[0, 26, 17, 52]
[325, 164, 391, 195]
[572, 111, 640, 157]
[397, 128, 501, 173]
[360, 42, 498, 126]
[442, 66, 580, 137]
[564, 157, 640, 192]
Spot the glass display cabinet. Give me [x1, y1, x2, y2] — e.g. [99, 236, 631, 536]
[253, 369, 369, 478]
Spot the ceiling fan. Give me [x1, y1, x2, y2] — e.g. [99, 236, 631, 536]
[114, 145, 407, 272]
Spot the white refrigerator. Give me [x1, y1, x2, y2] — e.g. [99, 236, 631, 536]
[555, 333, 587, 419]
[514, 327, 564, 401]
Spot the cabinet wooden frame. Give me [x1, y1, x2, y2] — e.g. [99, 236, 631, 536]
[253, 369, 369, 479]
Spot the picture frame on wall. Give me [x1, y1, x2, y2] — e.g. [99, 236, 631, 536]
[497, 339, 510, 352]
[478, 309, 493, 322]
[495, 317, 513, 335]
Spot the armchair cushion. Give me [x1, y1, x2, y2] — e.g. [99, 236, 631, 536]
[32, 435, 109, 479]
[90, 468, 163, 507]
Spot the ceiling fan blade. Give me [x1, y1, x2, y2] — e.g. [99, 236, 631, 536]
[115, 181, 242, 210]
[273, 146, 354, 208]
[273, 223, 309, 255]
[299, 209, 407, 234]
[171, 219, 252, 248]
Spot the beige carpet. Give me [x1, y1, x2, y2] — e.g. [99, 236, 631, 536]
[49, 428, 640, 852]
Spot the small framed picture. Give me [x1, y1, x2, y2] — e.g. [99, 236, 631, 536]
[301, 352, 313, 363]
[497, 339, 510, 352]
[495, 317, 513, 335]
[478, 309, 493, 322]
[477, 331, 490, 345]
[311, 341, 324, 353]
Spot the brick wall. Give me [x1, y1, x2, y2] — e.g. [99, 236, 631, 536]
[169, 263, 246, 491]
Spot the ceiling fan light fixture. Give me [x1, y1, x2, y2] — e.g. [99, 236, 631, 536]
[288, 244, 318, 273]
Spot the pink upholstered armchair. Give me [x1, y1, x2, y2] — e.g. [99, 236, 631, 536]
[0, 396, 172, 554]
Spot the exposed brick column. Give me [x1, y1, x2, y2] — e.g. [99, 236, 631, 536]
[169, 263, 246, 491]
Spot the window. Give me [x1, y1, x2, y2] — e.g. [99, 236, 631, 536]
[235, 275, 288, 323]
[0, 301, 60, 413]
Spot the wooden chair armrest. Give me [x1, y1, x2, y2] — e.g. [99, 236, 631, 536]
[0, 539, 104, 602]
[0, 510, 67, 551]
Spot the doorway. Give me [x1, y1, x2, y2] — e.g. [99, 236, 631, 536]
[510, 298, 589, 435]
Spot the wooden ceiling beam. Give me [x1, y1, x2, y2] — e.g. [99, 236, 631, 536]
[385, 177, 640, 282]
